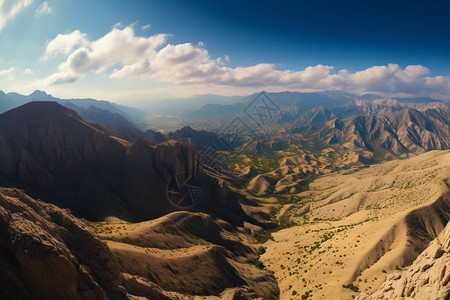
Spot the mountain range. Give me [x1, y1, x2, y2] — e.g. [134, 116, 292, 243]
[0, 90, 143, 130]
[0, 101, 279, 299]
[0, 90, 450, 299]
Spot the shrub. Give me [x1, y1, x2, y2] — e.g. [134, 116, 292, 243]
[254, 259, 265, 269]
[257, 246, 266, 255]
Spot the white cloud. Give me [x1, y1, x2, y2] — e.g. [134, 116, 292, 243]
[0, 0, 33, 31]
[0, 66, 15, 75]
[42, 25, 167, 84]
[23, 68, 33, 74]
[42, 30, 88, 60]
[35, 1, 52, 16]
[141, 24, 151, 31]
[0, 66, 15, 80]
[40, 24, 450, 100]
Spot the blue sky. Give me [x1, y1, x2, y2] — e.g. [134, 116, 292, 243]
[0, 0, 449, 105]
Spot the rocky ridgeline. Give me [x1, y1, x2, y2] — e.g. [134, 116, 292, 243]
[0, 187, 125, 299]
[0, 102, 268, 227]
[0, 186, 272, 299]
[0, 186, 208, 300]
[358, 222, 450, 300]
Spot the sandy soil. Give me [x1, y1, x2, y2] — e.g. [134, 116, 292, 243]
[261, 150, 450, 300]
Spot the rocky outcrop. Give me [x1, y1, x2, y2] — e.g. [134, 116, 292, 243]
[0, 186, 278, 299]
[0, 185, 276, 300]
[0, 186, 242, 299]
[0, 102, 262, 225]
[357, 222, 450, 300]
[167, 126, 223, 149]
[0, 187, 125, 299]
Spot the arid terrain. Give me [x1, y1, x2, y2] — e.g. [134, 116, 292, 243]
[357, 220, 450, 299]
[0, 92, 450, 299]
[261, 150, 450, 299]
[2, 1, 450, 298]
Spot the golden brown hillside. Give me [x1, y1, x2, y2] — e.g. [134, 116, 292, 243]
[261, 150, 450, 299]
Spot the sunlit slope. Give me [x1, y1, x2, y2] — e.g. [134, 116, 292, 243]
[262, 150, 450, 299]
[92, 212, 279, 299]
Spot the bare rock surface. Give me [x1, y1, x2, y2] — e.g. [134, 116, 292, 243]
[357, 221, 450, 300]
[0, 187, 124, 299]
[0, 186, 274, 299]
[0, 102, 268, 228]
[0, 186, 195, 300]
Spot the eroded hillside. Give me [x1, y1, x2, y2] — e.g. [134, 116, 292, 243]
[260, 150, 450, 299]
[357, 221, 450, 299]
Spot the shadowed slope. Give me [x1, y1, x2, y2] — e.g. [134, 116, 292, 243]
[0, 102, 266, 226]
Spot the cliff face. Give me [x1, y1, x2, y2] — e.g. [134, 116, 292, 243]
[0, 187, 124, 300]
[0, 184, 277, 300]
[358, 222, 450, 300]
[0, 186, 216, 300]
[0, 102, 251, 223]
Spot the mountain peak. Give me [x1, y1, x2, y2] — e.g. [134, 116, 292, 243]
[0, 101, 82, 123]
[30, 89, 49, 96]
[28, 90, 53, 100]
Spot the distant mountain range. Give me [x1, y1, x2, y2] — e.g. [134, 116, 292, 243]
[1, 91, 450, 299]
[290, 104, 450, 159]
[182, 91, 443, 120]
[2, 89, 450, 160]
[0, 90, 144, 130]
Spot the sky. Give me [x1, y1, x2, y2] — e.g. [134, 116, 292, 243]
[0, 0, 450, 106]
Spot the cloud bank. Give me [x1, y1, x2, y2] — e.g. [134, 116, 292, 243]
[0, 0, 33, 31]
[41, 24, 450, 99]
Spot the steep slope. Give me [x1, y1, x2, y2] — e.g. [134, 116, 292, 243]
[357, 221, 450, 299]
[0, 102, 132, 220]
[0, 187, 125, 300]
[69, 104, 137, 130]
[0, 102, 266, 227]
[0, 103, 278, 299]
[261, 150, 450, 299]
[290, 106, 336, 128]
[0, 91, 16, 113]
[0, 186, 265, 300]
[296, 107, 450, 158]
[92, 212, 279, 298]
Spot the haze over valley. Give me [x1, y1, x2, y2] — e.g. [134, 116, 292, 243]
[1, 0, 450, 299]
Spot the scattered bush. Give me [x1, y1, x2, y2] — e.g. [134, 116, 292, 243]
[342, 284, 359, 292]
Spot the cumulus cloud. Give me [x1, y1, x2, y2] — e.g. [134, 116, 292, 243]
[42, 30, 88, 60]
[43, 25, 167, 84]
[41, 24, 450, 99]
[0, 0, 33, 31]
[23, 68, 33, 74]
[0, 67, 15, 80]
[35, 1, 52, 17]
